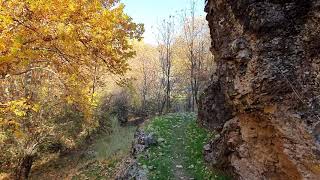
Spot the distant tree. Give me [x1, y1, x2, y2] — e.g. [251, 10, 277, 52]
[126, 41, 160, 115]
[179, 0, 213, 111]
[156, 16, 175, 114]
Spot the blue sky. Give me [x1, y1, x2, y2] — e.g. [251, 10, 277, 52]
[121, 0, 206, 45]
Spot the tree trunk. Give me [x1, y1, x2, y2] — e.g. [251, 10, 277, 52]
[142, 61, 147, 114]
[165, 42, 171, 113]
[190, 58, 195, 112]
[166, 75, 171, 112]
[15, 155, 35, 180]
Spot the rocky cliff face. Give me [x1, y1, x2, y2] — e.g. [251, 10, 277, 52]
[199, 0, 320, 179]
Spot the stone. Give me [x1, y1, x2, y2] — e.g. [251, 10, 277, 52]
[132, 130, 158, 156]
[199, 0, 320, 179]
[118, 129, 160, 180]
[158, 137, 165, 143]
[143, 133, 157, 147]
[203, 144, 211, 151]
[115, 161, 148, 180]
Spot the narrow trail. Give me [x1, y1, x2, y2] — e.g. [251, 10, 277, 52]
[29, 114, 228, 180]
[139, 113, 220, 179]
[172, 116, 192, 179]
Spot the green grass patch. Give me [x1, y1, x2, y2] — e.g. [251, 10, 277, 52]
[93, 117, 136, 159]
[138, 115, 177, 179]
[30, 115, 137, 180]
[184, 114, 230, 180]
[138, 113, 231, 180]
[72, 117, 137, 180]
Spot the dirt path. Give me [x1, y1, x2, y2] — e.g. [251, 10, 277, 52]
[30, 114, 226, 180]
[138, 113, 218, 179]
[172, 117, 193, 180]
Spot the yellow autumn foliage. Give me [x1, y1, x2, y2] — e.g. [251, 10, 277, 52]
[0, 0, 143, 173]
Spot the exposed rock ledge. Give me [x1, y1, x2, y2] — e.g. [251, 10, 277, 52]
[199, 0, 320, 179]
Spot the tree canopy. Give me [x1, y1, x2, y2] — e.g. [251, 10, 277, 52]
[0, 0, 143, 178]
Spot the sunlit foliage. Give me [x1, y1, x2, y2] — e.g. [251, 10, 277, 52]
[0, 0, 143, 178]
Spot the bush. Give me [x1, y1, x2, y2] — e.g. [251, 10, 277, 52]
[112, 91, 129, 125]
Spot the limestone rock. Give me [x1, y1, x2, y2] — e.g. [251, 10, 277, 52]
[132, 130, 157, 156]
[199, 0, 320, 179]
[115, 161, 148, 180]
